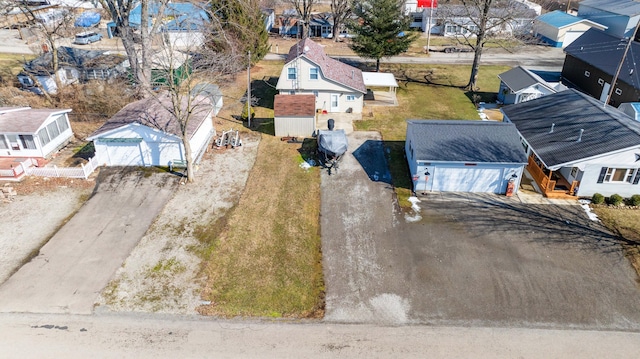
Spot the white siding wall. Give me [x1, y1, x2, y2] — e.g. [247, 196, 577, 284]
[187, 112, 215, 162]
[274, 115, 316, 137]
[568, 146, 640, 197]
[94, 125, 182, 166]
[533, 20, 560, 41]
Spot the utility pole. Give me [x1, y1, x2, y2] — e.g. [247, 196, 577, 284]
[426, 0, 434, 53]
[604, 21, 640, 107]
[247, 51, 251, 128]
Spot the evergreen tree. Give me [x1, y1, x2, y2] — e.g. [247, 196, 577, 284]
[346, 0, 418, 71]
[212, 0, 269, 63]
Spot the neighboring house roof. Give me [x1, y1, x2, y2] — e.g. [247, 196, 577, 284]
[579, 0, 640, 16]
[501, 89, 640, 169]
[535, 10, 606, 29]
[308, 12, 333, 26]
[23, 46, 128, 75]
[129, 1, 209, 29]
[285, 38, 366, 93]
[434, 3, 537, 19]
[498, 66, 554, 93]
[564, 28, 640, 89]
[274, 95, 316, 117]
[406, 120, 527, 163]
[0, 107, 71, 133]
[87, 93, 212, 140]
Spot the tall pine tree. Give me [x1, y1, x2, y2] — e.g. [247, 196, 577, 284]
[211, 0, 269, 63]
[347, 0, 417, 71]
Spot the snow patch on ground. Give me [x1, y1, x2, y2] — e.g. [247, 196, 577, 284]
[579, 199, 599, 222]
[405, 196, 422, 222]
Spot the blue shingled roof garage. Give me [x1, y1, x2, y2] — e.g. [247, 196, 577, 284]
[405, 120, 527, 194]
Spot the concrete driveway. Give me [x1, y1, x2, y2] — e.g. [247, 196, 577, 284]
[0, 168, 177, 314]
[321, 133, 640, 329]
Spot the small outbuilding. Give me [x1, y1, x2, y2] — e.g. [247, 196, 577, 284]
[533, 10, 607, 48]
[87, 93, 215, 167]
[618, 102, 640, 121]
[405, 120, 527, 194]
[274, 94, 316, 137]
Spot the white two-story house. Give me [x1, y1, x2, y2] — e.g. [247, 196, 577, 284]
[276, 38, 366, 113]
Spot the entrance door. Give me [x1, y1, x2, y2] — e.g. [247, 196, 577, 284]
[600, 82, 611, 103]
[330, 94, 339, 112]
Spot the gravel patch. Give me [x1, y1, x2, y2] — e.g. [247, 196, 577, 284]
[0, 185, 92, 285]
[96, 132, 260, 314]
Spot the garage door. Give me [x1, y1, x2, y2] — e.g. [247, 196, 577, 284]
[106, 142, 143, 166]
[431, 167, 504, 193]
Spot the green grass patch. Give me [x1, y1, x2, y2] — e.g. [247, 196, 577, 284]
[199, 135, 324, 318]
[357, 64, 510, 207]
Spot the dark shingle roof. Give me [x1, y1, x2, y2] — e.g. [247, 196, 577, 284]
[564, 28, 640, 89]
[498, 66, 552, 93]
[87, 93, 212, 140]
[406, 120, 527, 164]
[501, 89, 640, 169]
[274, 94, 316, 117]
[285, 38, 366, 93]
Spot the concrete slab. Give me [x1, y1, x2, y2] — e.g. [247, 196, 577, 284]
[317, 113, 361, 134]
[0, 168, 178, 314]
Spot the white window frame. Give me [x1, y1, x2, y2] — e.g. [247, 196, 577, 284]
[287, 67, 296, 80]
[605, 167, 636, 183]
[346, 94, 356, 101]
[584, 70, 590, 77]
[598, 78, 604, 85]
[309, 67, 319, 80]
[615, 88, 622, 95]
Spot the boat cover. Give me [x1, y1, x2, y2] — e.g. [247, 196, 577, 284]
[317, 129, 348, 157]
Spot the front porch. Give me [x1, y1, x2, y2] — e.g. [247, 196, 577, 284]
[526, 155, 579, 199]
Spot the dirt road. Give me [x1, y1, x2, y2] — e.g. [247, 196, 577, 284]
[2, 312, 640, 358]
[0, 168, 177, 314]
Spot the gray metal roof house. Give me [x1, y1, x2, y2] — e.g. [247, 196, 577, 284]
[497, 66, 567, 105]
[405, 120, 527, 195]
[577, 0, 640, 38]
[502, 89, 640, 198]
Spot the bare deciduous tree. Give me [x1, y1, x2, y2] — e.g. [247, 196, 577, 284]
[284, 0, 316, 38]
[330, 0, 351, 42]
[437, 0, 533, 90]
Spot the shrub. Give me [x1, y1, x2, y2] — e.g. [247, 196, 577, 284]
[241, 105, 255, 121]
[609, 194, 624, 206]
[630, 194, 640, 206]
[591, 193, 605, 204]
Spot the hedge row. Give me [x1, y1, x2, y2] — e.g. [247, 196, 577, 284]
[592, 193, 640, 206]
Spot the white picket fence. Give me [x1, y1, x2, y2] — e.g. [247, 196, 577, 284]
[26, 155, 101, 179]
[0, 158, 36, 180]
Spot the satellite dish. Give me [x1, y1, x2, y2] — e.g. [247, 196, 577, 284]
[303, 45, 310, 53]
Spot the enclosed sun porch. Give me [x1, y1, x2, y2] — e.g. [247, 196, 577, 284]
[526, 153, 579, 199]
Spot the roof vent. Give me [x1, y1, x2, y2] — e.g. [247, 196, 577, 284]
[351, 70, 354, 79]
[549, 123, 555, 133]
[577, 128, 584, 142]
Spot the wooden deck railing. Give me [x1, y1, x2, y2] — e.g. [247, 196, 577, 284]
[527, 156, 551, 191]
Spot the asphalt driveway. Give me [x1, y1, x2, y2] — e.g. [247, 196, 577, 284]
[322, 134, 640, 329]
[0, 168, 177, 314]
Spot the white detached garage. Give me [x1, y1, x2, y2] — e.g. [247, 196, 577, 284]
[405, 120, 527, 195]
[87, 93, 215, 167]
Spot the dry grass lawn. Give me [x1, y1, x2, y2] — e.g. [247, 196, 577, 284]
[592, 207, 640, 278]
[197, 60, 324, 318]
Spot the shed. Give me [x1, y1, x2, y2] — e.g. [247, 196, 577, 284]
[274, 94, 316, 137]
[533, 10, 607, 48]
[405, 120, 527, 194]
[87, 93, 215, 167]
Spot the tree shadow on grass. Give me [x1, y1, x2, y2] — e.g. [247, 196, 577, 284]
[464, 90, 497, 104]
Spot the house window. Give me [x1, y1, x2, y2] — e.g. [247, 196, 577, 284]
[584, 70, 590, 77]
[615, 88, 622, 95]
[289, 90, 296, 95]
[570, 167, 578, 178]
[346, 95, 355, 101]
[56, 115, 69, 132]
[46, 121, 60, 139]
[313, 91, 319, 97]
[602, 167, 636, 183]
[309, 67, 319, 80]
[19, 135, 36, 149]
[38, 127, 51, 146]
[598, 78, 604, 85]
[288, 67, 296, 80]
[0, 135, 7, 149]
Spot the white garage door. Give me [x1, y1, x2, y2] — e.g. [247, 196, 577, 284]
[107, 142, 143, 166]
[432, 167, 504, 193]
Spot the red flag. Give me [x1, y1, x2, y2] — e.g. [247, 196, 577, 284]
[417, 0, 437, 8]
